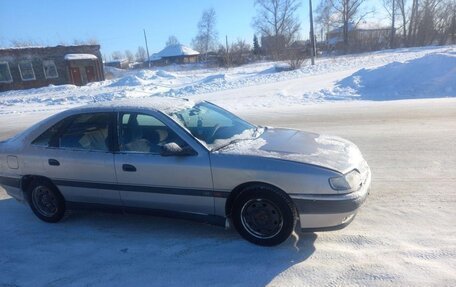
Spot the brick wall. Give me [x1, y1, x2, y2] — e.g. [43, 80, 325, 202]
[0, 45, 104, 92]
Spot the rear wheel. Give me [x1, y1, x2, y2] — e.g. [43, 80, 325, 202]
[231, 186, 296, 246]
[27, 179, 66, 223]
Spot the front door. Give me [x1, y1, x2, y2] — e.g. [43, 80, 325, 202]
[70, 67, 83, 86]
[85, 66, 96, 82]
[114, 112, 214, 215]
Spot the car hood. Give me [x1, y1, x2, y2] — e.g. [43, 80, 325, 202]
[216, 128, 365, 173]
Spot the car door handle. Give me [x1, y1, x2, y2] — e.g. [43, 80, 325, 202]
[48, 159, 60, 166]
[122, 164, 136, 172]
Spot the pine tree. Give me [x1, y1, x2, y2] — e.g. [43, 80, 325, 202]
[253, 34, 261, 55]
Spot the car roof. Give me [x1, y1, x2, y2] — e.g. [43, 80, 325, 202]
[68, 97, 198, 114]
[4, 97, 198, 147]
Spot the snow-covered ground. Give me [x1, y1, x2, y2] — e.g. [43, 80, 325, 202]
[0, 45, 454, 117]
[0, 46, 455, 286]
[1, 99, 455, 286]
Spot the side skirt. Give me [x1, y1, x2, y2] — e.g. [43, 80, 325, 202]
[66, 201, 226, 227]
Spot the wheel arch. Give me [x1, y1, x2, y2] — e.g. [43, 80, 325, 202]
[20, 175, 58, 199]
[225, 181, 294, 218]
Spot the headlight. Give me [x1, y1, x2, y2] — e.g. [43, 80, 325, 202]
[329, 170, 362, 191]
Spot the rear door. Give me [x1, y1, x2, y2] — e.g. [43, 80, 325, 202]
[38, 112, 120, 206]
[113, 111, 214, 215]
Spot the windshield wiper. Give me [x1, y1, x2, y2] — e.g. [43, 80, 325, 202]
[212, 126, 264, 152]
[212, 138, 243, 152]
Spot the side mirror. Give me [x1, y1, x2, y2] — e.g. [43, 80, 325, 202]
[160, 142, 197, 157]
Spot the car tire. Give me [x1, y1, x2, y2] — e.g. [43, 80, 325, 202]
[231, 185, 297, 246]
[27, 179, 66, 223]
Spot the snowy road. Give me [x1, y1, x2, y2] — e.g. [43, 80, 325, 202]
[1, 98, 455, 286]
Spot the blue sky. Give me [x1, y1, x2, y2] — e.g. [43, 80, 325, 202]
[0, 0, 384, 59]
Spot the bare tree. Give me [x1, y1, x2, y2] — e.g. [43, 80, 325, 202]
[111, 51, 124, 60]
[396, 0, 408, 45]
[317, 0, 373, 51]
[10, 39, 41, 47]
[383, 0, 397, 48]
[318, 0, 454, 50]
[125, 50, 134, 62]
[136, 46, 147, 62]
[437, 0, 456, 44]
[316, 0, 339, 41]
[252, 0, 301, 59]
[287, 48, 308, 69]
[192, 8, 218, 60]
[229, 39, 252, 66]
[85, 37, 99, 45]
[72, 37, 99, 45]
[407, 0, 420, 45]
[217, 39, 252, 67]
[166, 35, 180, 47]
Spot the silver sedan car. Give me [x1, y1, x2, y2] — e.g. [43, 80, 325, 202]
[0, 98, 371, 246]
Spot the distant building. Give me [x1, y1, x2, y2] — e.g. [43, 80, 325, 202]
[0, 45, 104, 92]
[104, 59, 129, 69]
[326, 23, 390, 52]
[149, 44, 199, 66]
[261, 35, 287, 59]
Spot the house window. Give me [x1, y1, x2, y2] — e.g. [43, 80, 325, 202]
[0, 62, 13, 83]
[43, 60, 58, 79]
[18, 61, 36, 81]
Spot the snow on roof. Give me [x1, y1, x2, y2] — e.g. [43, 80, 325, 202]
[149, 44, 199, 61]
[76, 97, 197, 114]
[105, 59, 128, 64]
[64, 54, 98, 60]
[0, 45, 46, 50]
[0, 44, 100, 51]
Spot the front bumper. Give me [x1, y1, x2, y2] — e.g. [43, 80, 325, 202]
[290, 169, 371, 231]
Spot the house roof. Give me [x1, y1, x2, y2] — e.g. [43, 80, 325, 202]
[149, 44, 199, 61]
[328, 22, 389, 35]
[0, 44, 100, 51]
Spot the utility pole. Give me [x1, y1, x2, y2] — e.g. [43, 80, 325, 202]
[309, 0, 316, 65]
[143, 29, 151, 68]
[225, 35, 230, 67]
[390, 0, 396, 48]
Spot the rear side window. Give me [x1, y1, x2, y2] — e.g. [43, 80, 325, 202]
[32, 119, 68, 147]
[58, 113, 111, 151]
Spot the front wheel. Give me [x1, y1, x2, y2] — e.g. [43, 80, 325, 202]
[231, 186, 296, 246]
[27, 179, 66, 223]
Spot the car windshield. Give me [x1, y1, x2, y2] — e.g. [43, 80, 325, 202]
[170, 102, 262, 150]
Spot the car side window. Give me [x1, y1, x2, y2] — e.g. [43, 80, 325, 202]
[119, 113, 184, 153]
[58, 113, 111, 151]
[32, 118, 69, 147]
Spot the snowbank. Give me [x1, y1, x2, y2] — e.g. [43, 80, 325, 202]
[156, 70, 177, 79]
[109, 75, 148, 87]
[336, 52, 456, 100]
